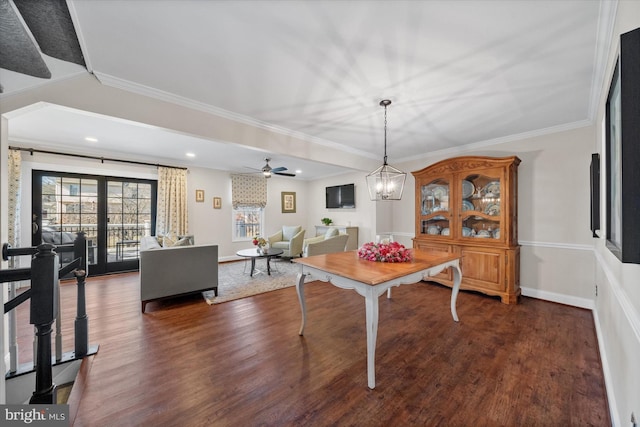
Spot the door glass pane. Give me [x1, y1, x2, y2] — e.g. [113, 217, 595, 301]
[39, 175, 100, 271]
[107, 180, 150, 262]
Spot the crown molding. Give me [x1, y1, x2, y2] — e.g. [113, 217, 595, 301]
[94, 72, 379, 160]
[400, 119, 593, 164]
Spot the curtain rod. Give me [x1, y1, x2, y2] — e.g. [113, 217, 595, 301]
[9, 146, 187, 170]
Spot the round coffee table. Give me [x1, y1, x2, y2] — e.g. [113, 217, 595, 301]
[236, 247, 284, 277]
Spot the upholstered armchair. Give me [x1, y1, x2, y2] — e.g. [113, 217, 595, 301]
[303, 233, 349, 257]
[268, 225, 306, 258]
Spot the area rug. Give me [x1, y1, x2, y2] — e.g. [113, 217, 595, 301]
[202, 258, 309, 305]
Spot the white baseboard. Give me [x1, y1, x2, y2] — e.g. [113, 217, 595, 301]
[592, 308, 621, 427]
[520, 286, 594, 310]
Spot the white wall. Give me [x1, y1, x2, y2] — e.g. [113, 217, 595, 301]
[305, 172, 377, 246]
[592, 1, 640, 425]
[187, 166, 314, 260]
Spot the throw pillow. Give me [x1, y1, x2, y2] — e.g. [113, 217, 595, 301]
[282, 225, 301, 241]
[141, 237, 162, 251]
[173, 237, 192, 247]
[163, 233, 177, 247]
[324, 228, 339, 239]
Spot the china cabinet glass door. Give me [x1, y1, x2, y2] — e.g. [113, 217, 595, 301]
[460, 173, 502, 240]
[420, 178, 451, 236]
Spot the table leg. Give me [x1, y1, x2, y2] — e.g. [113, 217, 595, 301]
[364, 286, 379, 389]
[450, 263, 462, 322]
[250, 258, 256, 277]
[296, 272, 307, 336]
[267, 256, 271, 275]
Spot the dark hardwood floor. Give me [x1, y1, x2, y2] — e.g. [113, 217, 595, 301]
[15, 272, 610, 426]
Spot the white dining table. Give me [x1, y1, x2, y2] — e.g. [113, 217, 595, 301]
[293, 250, 462, 389]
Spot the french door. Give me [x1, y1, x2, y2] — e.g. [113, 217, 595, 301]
[32, 171, 157, 276]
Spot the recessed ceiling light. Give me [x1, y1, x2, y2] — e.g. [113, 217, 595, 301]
[295, 170, 302, 174]
[85, 137, 98, 142]
[186, 152, 196, 158]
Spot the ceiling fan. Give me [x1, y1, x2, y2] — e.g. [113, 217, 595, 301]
[257, 158, 296, 178]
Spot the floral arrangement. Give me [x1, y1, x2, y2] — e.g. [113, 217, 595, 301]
[252, 236, 267, 248]
[357, 241, 413, 263]
[321, 217, 333, 225]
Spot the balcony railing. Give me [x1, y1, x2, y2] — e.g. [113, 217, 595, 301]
[44, 222, 151, 262]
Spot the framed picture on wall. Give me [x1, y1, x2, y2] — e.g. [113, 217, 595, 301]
[195, 189, 205, 203]
[281, 192, 296, 213]
[213, 197, 222, 209]
[605, 27, 640, 264]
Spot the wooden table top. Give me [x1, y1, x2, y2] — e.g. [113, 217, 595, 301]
[293, 250, 460, 286]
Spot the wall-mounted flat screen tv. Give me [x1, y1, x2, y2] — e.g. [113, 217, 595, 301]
[326, 183, 355, 209]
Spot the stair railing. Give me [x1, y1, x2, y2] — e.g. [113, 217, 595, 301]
[1, 232, 97, 404]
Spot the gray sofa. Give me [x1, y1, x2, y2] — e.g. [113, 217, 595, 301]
[139, 236, 218, 312]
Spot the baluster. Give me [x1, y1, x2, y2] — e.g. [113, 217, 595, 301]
[8, 255, 18, 373]
[74, 269, 88, 357]
[29, 243, 59, 404]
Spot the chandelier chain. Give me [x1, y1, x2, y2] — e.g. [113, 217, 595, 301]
[383, 103, 388, 165]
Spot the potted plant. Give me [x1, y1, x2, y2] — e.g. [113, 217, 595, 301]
[321, 217, 333, 226]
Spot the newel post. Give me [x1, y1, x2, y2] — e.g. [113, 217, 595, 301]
[29, 243, 59, 404]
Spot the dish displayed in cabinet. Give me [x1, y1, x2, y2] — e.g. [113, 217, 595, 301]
[483, 181, 500, 196]
[462, 180, 474, 198]
[485, 203, 500, 216]
[427, 225, 441, 235]
[432, 185, 448, 201]
[462, 200, 474, 211]
[421, 184, 449, 215]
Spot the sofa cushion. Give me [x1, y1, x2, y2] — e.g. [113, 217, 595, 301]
[140, 236, 162, 251]
[324, 228, 339, 239]
[271, 241, 289, 250]
[282, 225, 302, 241]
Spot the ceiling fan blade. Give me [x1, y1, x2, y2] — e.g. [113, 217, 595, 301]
[271, 166, 287, 173]
[274, 171, 296, 177]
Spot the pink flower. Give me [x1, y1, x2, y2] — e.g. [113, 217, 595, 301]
[358, 242, 412, 263]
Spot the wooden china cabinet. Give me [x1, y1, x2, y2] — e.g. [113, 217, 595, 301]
[412, 156, 521, 304]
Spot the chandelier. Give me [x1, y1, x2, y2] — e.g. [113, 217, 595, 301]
[366, 99, 406, 201]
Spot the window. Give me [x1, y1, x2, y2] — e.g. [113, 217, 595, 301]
[233, 207, 263, 241]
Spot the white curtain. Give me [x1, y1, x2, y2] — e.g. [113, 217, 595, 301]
[156, 167, 188, 236]
[8, 149, 21, 267]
